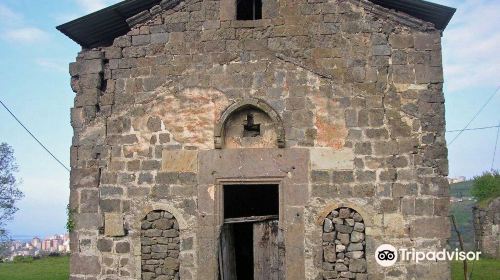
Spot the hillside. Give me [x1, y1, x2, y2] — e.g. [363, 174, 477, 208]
[450, 180, 473, 197]
[449, 181, 475, 251]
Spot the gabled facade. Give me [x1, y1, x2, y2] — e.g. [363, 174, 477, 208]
[59, 0, 455, 279]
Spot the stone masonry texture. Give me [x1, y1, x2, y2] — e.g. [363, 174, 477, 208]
[322, 207, 367, 280]
[473, 198, 500, 259]
[67, 0, 451, 279]
[141, 210, 180, 280]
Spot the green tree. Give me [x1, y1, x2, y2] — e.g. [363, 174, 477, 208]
[471, 170, 500, 203]
[0, 143, 24, 256]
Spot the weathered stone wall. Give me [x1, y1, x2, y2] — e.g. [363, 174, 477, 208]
[473, 198, 500, 259]
[68, 0, 450, 279]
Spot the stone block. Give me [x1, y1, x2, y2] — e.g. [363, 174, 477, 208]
[164, 257, 180, 269]
[312, 170, 330, 183]
[151, 33, 169, 44]
[80, 59, 103, 74]
[354, 142, 372, 155]
[324, 245, 336, 262]
[285, 183, 309, 206]
[104, 213, 125, 237]
[97, 239, 113, 252]
[70, 254, 101, 275]
[104, 47, 122, 59]
[75, 213, 102, 230]
[349, 259, 366, 273]
[347, 243, 363, 252]
[335, 263, 348, 272]
[100, 199, 121, 213]
[414, 33, 437, 50]
[338, 233, 350, 245]
[80, 189, 99, 213]
[324, 218, 334, 232]
[336, 224, 353, 234]
[351, 231, 364, 242]
[372, 45, 391, 56]
[389, 34, 414, 49]
[392, 65, 415, 84]
[310, 148, 354, 170]
[162, 150, 198, 172]
[410, 217, 450, 239]
[71, 168, 99, 189]
[115, 241, 130, 253]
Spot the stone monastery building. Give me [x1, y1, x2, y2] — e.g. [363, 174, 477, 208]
[58, 0, 455, 279]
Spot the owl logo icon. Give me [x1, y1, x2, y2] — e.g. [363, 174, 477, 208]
[375, 244, 398, 267]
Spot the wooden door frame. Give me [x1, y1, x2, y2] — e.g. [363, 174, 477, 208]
[197, 148, 309, 280]
[215, 178, 284, 228]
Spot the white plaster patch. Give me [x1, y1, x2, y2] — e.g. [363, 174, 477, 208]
[309, 147, 354, 170]
[208, 185, 215, 200]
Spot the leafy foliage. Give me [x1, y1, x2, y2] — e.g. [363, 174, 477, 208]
[66, 204, 76, 233]
[0, 143, 24, 254]
[471, 170, 500, 204]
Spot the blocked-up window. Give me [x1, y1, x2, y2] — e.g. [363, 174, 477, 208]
[322, 207, 367, 278]
[141, 210, 180, 280]
[236, 0, 262, 20]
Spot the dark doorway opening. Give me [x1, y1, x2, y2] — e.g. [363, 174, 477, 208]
[219, 184, 281, 280]
[224, 184, 279, 219]
[236, 0, 262, 20]
[233, 223, 254, 280]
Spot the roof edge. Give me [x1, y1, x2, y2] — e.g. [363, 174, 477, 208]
[57, 0, 163, 48]
[368, 0, 456, 30]
[57, 0, 456, 48]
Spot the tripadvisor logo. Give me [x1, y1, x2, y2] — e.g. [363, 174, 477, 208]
[375, 244, 398, 267]
[375, 244, 481, 266]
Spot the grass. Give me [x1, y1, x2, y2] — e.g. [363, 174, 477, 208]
[0, 256, 69, 280]
[0, 255, 498, 279]
[452, 259, 500, 280]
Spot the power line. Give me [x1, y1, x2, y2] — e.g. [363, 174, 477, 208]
[448, 85, 500, 146]
[0, 98, 70, 172]
[446, 125, 500, 133]
[492, 120, 500, 170]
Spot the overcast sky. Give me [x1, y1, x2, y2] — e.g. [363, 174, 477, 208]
[0, 0, 499, 238]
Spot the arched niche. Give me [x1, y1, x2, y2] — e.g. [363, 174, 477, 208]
[214, 98, 285, 149]
[141, 210, 180, 280]
[321, 207, 367, 279]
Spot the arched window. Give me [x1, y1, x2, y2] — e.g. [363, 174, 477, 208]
[214, 98, 285, 149]
[141, 210, 180, 280]
[322, 207, 367, 279]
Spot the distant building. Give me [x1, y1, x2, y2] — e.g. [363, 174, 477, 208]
[5, 233, 70, 260]
[31, 237, 42, 249]
[448, 176, 466, 184]
[41, 239, 52, 251]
